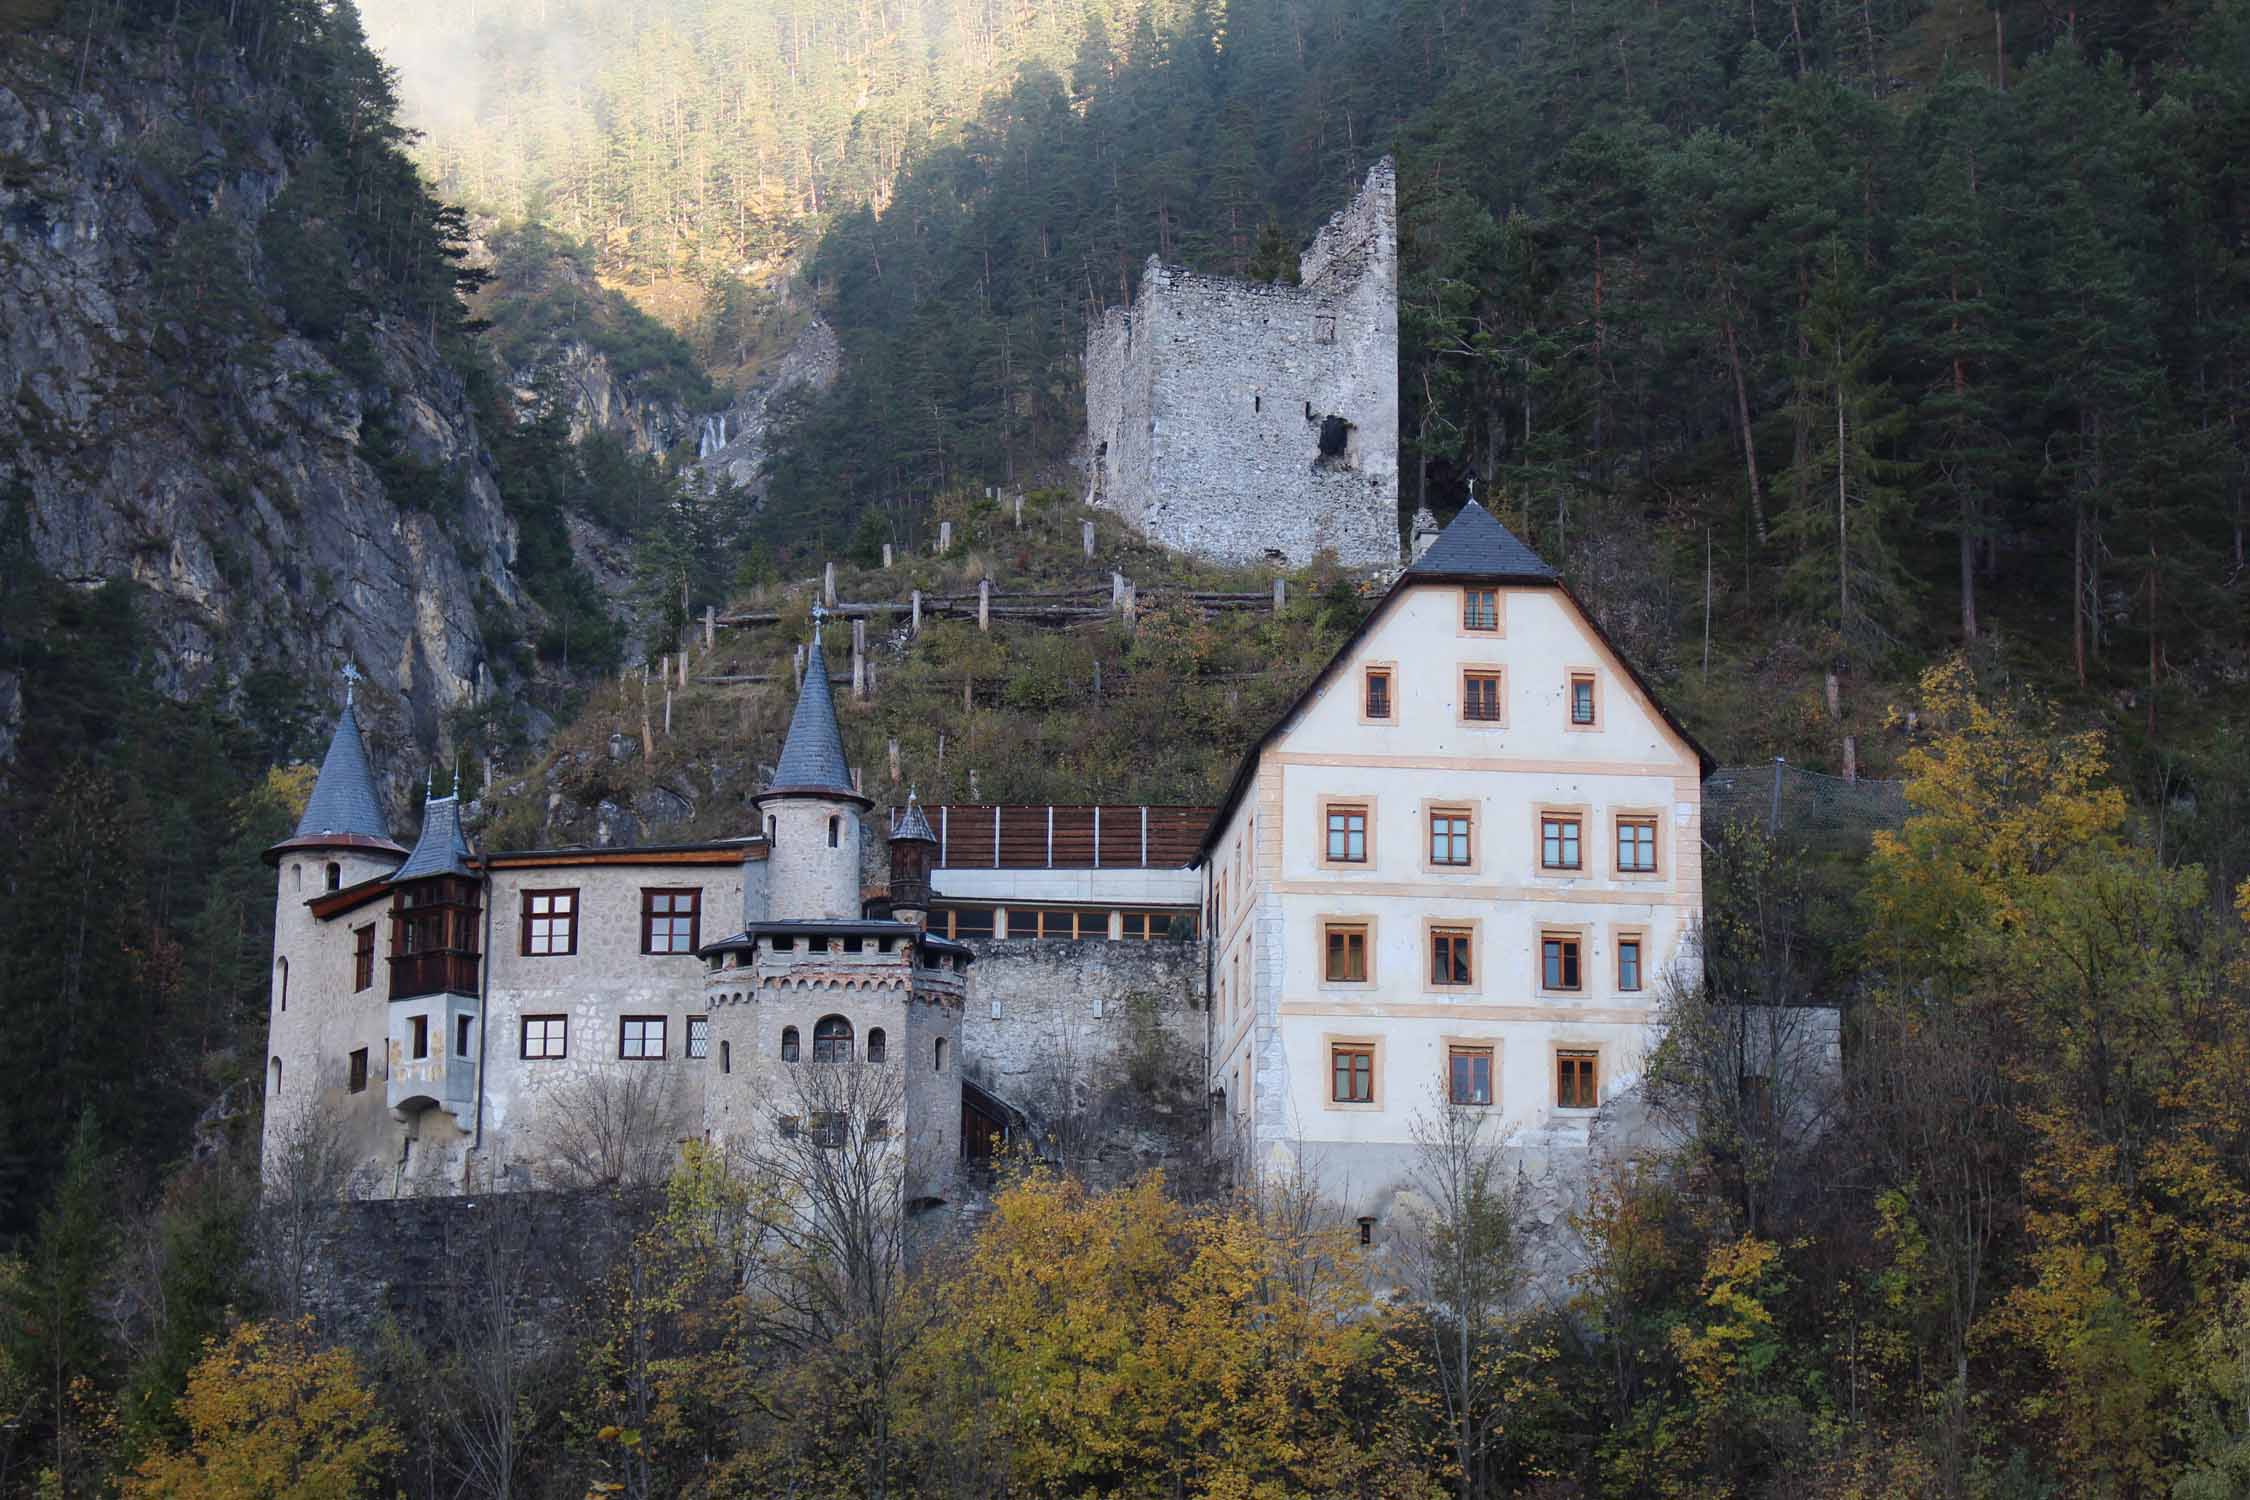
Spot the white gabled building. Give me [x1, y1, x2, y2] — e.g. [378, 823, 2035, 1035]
[1197, 499, 1713, 1234]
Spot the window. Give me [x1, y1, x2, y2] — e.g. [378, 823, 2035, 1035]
[1540, 813, 1583, 871]
[521, 1016, 567, 1059]
[325, 861, 341, 892]
[1618, 936, 1644, 992]
[867, 1116, 891, 1140]
[521, 889, 578, 956]
[1570, 673, 1598, 726]
[780, 1026, 800, 1062]
[1429, 809, 1472, 867]
[828, 816, 840, 848]
[1542, 932, 1583, 992]
[1363, 667, 1393, 721]
[686, 1016, 710, 1059]
[1324, 803, 1369, 864]
[620, 1016, 666, 1059]
[1449, 1046, 1494, 1106]
[1617, 816, 1658, 874]
[1122, 909, 1189, 941]
[812, 1014, 853, 1064]
[809, 1112, 848, 1149]
[940, 905, 997, 940]
[411, 1015, 429, 1060]
[348, 1047, 369, 1094]
[353, 926, 375, 992]
[641, 889, 700, 954]
[1558, 1050, 1599, 1109]
[866, 1027, 887, 1064]
[275, 956, 288, 1012]
[721, 1040, 731, 1073]
[1463, 670, 1503, 722]
[1330, 1043, 1374, 1104]
[934, 1037, 948, 1071]
[1430, 926, 1474, 987]
[778, 1114, 801, 1139]
[1313, 313, 1337, 343]
[1323, 922, 1369, 983]
[1462, 588, 1499, 633]
[455, 1015, 473, 1057]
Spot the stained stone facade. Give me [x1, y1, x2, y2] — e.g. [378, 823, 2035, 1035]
[1084, 158, 1400, 568]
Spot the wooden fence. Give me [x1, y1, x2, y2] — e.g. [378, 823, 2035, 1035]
[929, 805, 1212, 869]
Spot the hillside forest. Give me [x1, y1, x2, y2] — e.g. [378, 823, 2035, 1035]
[1, 0, 2249, 1495]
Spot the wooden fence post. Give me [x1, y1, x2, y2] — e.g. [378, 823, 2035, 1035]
[911, 589, 922, 635]
[882, 543, 893, 569]
[851, 618, 867, 701]
[1273, 578, 1287, 611]
[823, 562, 837, 606]
[939, 520, 953, 553]
[703, 605, 715, 652]
[978, 579, 991, 632]
[1082, 520, 1096, 558]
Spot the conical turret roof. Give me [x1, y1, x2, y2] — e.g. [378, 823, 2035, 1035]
[891, 792, 935, 844]
[762, 629, 866, 804]
[391, 793, 477, 882]
[265, 690, 405, 863]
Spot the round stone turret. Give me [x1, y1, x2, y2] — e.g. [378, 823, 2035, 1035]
[755, 628, 870, 922]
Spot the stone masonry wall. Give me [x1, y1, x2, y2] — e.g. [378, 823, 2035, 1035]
[1085, 158, 1398, 568]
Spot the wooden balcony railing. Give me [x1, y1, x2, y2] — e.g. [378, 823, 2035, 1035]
[389, 950, 481, 999]
[930, 805, 1212, 870]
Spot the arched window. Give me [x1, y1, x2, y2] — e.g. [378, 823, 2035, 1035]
[721, 1040, 731, 1074]
[268, 1057, 282, 1096]
[291, 863, 302, 892]
[780, 1026, 800, 1063]
[813, 1015, 853, 1064]
[866, 1027, 887, 1064]
[325, 862, 341, 892]
[274, 956, 288, 1012]
[934, 1037, 948, 1072]
[827, 816, 840, 848]
[766, 815, 777, 846]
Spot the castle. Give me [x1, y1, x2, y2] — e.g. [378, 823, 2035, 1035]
[265, 501, 1715, 1270]
[1084, 159, 1400, 568]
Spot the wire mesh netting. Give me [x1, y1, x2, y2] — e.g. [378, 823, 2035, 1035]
[1705, 761, 1909, 852]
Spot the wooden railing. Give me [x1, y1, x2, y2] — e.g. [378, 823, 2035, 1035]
[930, 805, 1212, 869]
[389, 950, 481, 999]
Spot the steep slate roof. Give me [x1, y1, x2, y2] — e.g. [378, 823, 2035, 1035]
[391, 793, 477, 882]
[265, 699, 406, 862]
[761, 630, 867, 804]
[1194, 499, 1715, 862]
[891, 794, 936, 843]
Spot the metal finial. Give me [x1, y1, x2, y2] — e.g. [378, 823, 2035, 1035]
[424, 767, 433, 802]
[810, 601, 828, 642]
[341, 661, 362, 707]
[1466, 477, 1476, 502]
[908, 785, 919, 803]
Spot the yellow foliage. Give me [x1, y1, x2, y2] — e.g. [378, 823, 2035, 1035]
[1668, 1236, 1781, 1406]
[122, 1320, 399, 1500]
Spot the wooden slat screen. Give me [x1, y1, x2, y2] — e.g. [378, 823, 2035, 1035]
[929, 806, 1215, 869]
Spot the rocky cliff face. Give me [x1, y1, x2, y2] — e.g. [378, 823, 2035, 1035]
[693, 315, 840, 504]
[0, 24, 523, 775]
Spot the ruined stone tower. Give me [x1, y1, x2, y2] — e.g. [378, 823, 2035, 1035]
[1084, 157, 1400, 568]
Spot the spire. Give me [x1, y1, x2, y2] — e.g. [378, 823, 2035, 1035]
[391, 790, 476, 882]
[891, 788, 936, 844]
[764, 626, 864, 802]
[267, 670, 406, 863]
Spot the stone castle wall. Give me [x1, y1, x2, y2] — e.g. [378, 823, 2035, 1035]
[1085, 158, 1399, 568]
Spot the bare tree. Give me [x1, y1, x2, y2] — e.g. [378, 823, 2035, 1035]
[533, 1067, 683, 1191]
[1397, 1099, 1524, 1500]
[255, 1099, 358, 1319]
[438, 1195, 547, 1500]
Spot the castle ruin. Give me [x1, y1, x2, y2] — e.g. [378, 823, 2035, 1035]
[1084, 158, 1400, 569]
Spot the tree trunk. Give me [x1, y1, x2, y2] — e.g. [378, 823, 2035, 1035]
[1722, 312, 1767, 544]
[2072, 500, 2087, 687]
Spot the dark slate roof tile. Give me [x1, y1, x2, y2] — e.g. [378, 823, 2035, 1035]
[294, 701, 394, 843]
[1405, 498, 1558, 581]
[392, 794, 476, 882]
[767, 632, 860, 799]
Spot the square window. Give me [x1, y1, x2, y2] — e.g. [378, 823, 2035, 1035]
[1618, 938, 1644, 992]
[353, 925, 375, 992]
[641, 889, 701, 954]
[1558, 1050, 1599, 1109]
[455, 1015, 473, 1058]
[1325, 805, 1369, 864]
[1313, 313, 1337, 344]
[1363, 668, 1393, 721]
[348, 1047, 369, 1094]
[521, 1016, 567, 1059]
[1462, 588, 1499, 633]
[620, 1016, 667, 1059]
[1331, 1044, 1374, 1104]
[1570, 674, 1598, 726]
[522, 888, 579, 956]
[1541, 814, 1583, 871]
[1617, 817, 1658, 874]
[1430, 927, 1474, 987]
[1542, 933, 1583, 992]
[410, 1015, 429, 1060]
[1448, 1046, 1493, 1106]
[687, 1016, 711, 1059]
[809, 1111, 848, 1149]
[1463, 670, 1503, 722]
[1323, 922, 1368, 983]
[1429, 810, 1472, 867]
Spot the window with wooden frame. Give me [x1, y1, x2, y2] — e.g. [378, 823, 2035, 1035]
[1616, 816, 1659, 875]
[353, 925, 375, 992]
[1448, 1046, 1494, 1106]
[641, 888, 701, 954]
[1429, 926, 1474, 988]
[1330, 1043, 1374, 1104]
[1122, 909, 1187, 941]
[1617, 934, 1645, 993]
[1363, 666, 1395, 722]
[1568, 672, 1599, 727]
[619, 1016, 666, 1059]
[1541, 931, 1584, 993]
[348, 1047, 369, 1094]
[686, 1016, 710, 1059]
[1557, 1049, 1600, 1109]
[521, 1015, 567, 1059]
[410, 1015, 429, 1060]
[1462, 587, 1500, 634]
[1428, 807, 1473, 867]
[1323, 921, 1369, 983]
[520, 888, 578, 956]
[1540, 813, 1583, 871]
[1462, 669, 1504, 723]
[1323, 802, 1370, 864]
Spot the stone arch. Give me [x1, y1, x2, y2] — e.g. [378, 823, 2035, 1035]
[813, 1014, 853, 1064]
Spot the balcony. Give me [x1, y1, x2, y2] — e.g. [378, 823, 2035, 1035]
[389, 949, 481, 999]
